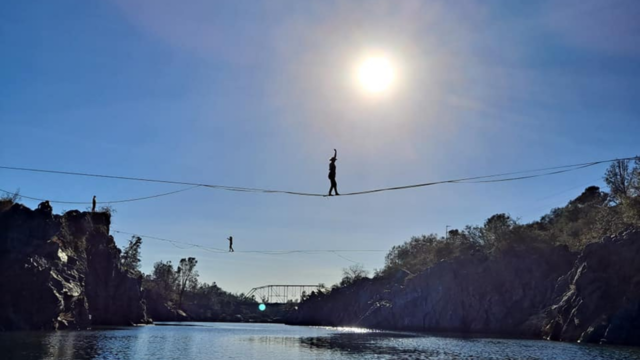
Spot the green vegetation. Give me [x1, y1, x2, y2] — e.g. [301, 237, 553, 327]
[120, 235, 143, 274]
[379, 159, 640, 277]
[15, 207, 258, 321]
[0, 189, 21, 212]
[176, 257, 198, 308]
[339, 264, 369, 287]
[295, 159, 640, 314]
[142, 257, 259, 321]
[121, 159, 640, 318]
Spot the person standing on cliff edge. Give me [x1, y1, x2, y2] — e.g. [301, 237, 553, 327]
[328, 149, 339, 196]
[92, 195, 97, 212]
[228, 236, 234, 252]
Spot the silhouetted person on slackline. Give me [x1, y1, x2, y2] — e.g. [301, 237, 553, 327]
[228, 236, 234, 252]
[328, 149, 339, 196]
[92, 195, 97, 212]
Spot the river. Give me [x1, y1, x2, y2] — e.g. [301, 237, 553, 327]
[1, 322, 640, 360]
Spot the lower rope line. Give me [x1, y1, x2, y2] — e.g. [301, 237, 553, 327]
[0, 185, 201, 205]
[113, 230, 387, 255]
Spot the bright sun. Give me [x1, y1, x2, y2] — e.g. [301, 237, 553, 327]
[357, 56, 396, 94]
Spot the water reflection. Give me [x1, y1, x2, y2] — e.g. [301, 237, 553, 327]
[45, 331, 99, 359]
[300, 332, 441, 359]
[299, 331, 640, 360]
[1, 323, 639, 360]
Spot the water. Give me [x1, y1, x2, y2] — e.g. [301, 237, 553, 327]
[2, 322, 640, 360]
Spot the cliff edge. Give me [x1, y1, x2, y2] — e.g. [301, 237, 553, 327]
[287, 229, 640, 346]
[0, 201, 147, 330]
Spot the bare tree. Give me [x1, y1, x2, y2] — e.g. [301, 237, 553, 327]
[176, 257, 199, 308]
[340, 264, 369, 286]
[634, 157, 640, 195]
[0, 188, 21, 203]
[604, 159, 636, 203]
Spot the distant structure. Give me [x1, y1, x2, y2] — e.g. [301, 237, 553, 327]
[246, 284, 320, 303]
[92, 195, 97, 212]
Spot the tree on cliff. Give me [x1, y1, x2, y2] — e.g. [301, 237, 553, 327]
[0, 188, 21, 212]
[0, 188, 21, 203]
[634, 158, 640, 193]
[340, 264, 369, 286]
[121, 236, 143, 274]
[604, 159, 638, 203]
[177, 257, 199, 308]
[382, 232, 483, 276]
[482, 213, 517, 251]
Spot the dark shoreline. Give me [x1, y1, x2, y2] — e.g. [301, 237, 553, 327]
[285, 228, 640, 347]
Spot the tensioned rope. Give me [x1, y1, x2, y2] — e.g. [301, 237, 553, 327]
[1, 156, 636, 198]
[113, 230, 387, 255]
[0, 185, 201, 205]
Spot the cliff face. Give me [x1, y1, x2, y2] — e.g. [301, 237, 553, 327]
[0, 202, 147, 330]
[289, 245, 575, 336]
[288, 230, 640, 346]
[543, 228, 640, 345]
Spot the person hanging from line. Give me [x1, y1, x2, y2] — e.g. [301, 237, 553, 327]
[92, 195, 97, 212]
[228, 236, 234, 252]
[328, 149, 339, 196]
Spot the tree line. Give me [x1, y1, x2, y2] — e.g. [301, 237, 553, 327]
[119, 238, 259, 321]
[305, 158, 640, 296]
[378, 158, 640, 277]
[120, 158, 640, 309]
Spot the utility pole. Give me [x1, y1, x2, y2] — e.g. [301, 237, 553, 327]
[445, 225, 451, 240]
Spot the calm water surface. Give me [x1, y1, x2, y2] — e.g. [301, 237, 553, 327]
[1, 322, 640, 360]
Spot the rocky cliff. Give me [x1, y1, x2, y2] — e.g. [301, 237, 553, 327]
[542, 228, 640, 345]
[0, 201, 147, 330]
[288, 229, 640, 346]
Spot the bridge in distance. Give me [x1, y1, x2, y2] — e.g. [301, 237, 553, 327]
[246, 285, 320, 303]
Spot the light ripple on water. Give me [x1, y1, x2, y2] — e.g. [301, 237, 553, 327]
[1, 323, 639, 360]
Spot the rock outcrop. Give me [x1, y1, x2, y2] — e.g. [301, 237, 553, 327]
[288, 230, 640, 346]
[288, 244, 575, 336]
[0, 201, 147, 330]
[543, 228, 640, 345]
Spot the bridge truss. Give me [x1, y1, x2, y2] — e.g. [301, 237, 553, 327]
[246, 285, 320, 303]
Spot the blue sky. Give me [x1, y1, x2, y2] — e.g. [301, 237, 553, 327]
[1, 0, 639, 293]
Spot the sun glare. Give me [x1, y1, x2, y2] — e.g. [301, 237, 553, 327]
[357, 56, 396, 94]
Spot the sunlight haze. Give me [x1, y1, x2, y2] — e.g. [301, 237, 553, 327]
[1, 0, 639, 295]
[356, 55, 397, 94]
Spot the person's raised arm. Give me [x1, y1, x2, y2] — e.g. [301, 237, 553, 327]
[334, 149, 337, 158]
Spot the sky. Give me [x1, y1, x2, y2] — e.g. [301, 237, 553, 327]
[1, 0, 639, 294]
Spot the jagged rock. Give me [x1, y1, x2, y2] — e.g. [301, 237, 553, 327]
[289, 245, 575, 337]
[542, 228, 640, 345]
[145, 300, 189, 322]
[288, 230, 640, 346]
[0, 201, 147, 330]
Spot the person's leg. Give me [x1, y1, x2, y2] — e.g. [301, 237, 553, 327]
[330, 178, 338, 195]
[328, 177, 334, 195]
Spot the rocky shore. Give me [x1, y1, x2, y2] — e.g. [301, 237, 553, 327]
[287, 229, 640, 346]
[0, 201, 147, 330]
[3, 198, 639, 346]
